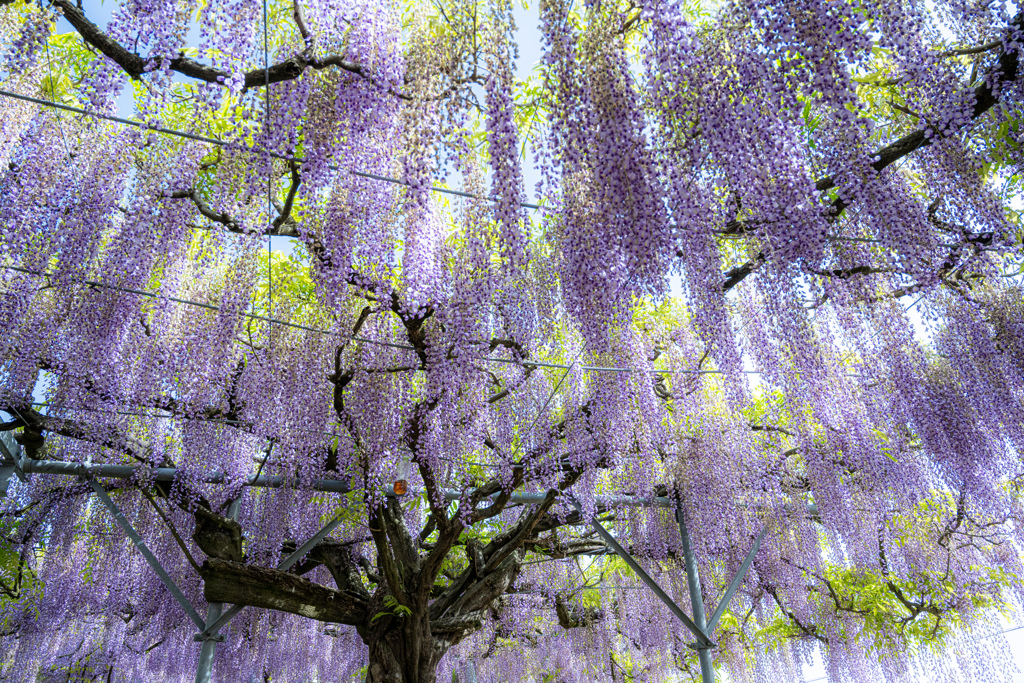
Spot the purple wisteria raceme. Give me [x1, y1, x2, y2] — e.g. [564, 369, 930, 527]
[0, 0, 1023, 681]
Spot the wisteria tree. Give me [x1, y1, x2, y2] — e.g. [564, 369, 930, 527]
[0, 0, 1023, 681]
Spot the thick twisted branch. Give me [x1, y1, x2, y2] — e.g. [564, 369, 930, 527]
[202, 558, 369, 624]
[51, 0, 399, 94]
[720, 12, 1023, 292]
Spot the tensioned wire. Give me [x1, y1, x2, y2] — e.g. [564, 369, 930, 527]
[0, 87, 949, 379]
[0, 91, 889, 378]
[0, 92, 920, 377]
[1, 88, 930, 244]
[0, 90, 545, 211]
[3, 263, 875, 379]
[3, 91, 968, 290]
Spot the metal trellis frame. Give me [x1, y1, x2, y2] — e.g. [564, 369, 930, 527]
[579, 494, 774, 683]
[585, 504, 714, 649]
[0, 434, 804, 681]
[0, 449, 685, 507]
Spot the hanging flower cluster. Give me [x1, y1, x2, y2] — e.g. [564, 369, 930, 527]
[0, 0, 1022, 681]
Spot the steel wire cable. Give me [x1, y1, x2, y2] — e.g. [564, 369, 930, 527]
[0, 92, 916, 381]
[0, 89, 545, 210]
[2, 264, 793, 377]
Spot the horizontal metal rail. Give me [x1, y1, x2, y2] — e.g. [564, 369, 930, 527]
[14, 458, 355, 492]
[2, 454, 822, 515]
[6, 456, 680, 506]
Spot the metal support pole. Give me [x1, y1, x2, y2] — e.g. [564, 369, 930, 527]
[579, 502, 713, 648]
[195, 603, 225, 683]
[0, 433, 25, 497]
[676, 508, 714, 683]
[195, 498, 240, 683]
[0, 460, 14, 498]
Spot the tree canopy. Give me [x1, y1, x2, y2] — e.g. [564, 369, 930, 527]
[0, 0, 1023, 681]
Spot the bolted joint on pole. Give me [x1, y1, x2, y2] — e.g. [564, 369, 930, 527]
[685, 641, 716, 651]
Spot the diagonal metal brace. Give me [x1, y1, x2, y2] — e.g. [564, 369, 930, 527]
[705, 524, 769, 632]
[87, 479, 206, 631]
[199, 512, 346, 638]
[580, 504, 714, 649]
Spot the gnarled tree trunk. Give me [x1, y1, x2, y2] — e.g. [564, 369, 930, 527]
[200, 442, 575, 683]
[358, 612, 449, 683]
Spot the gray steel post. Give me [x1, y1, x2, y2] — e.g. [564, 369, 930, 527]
[194, 498, 240, 683]
[0, 459, 14, 497]
[579, 503, 713, 648]
[0, 433, 25, 497]
[195, 603, 224, 683]
[676, 508, 715, 683]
